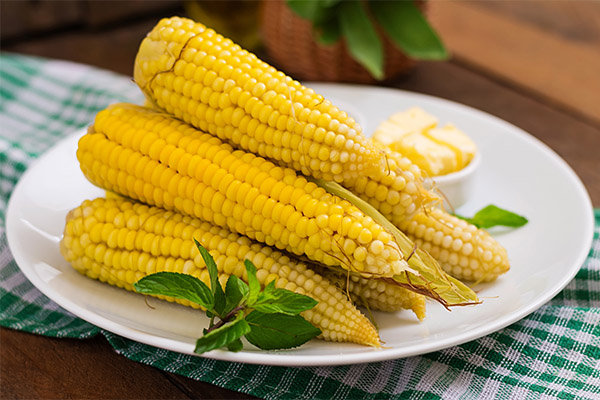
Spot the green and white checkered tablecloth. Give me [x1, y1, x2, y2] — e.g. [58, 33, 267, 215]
[1, 53, 599, 399]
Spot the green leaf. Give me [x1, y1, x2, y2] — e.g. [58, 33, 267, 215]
[133, 272, 214, 310]
[264, 279, 277, 294]
[286, 0, 330, 23]
[371, 1, 448, 60]
[245, 311, 321, 350]
[287, 0, 341, 43]
[339, 0, 384, 80]
[315, 18, 341, 45]
[286, 0, 320, 20]
[456, 205, 528, 229]
[194, 239, 226, 316]
[244, 260, 261, 306]
[224, 275, 249, 314]
[194, 311, 250, 354]
[227, 338, 244, 352]
[254, 288, 318, 315]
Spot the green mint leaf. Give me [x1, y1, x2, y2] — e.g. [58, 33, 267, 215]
[244, 260, 261, 306]
[245, 311, 321, 350]
[224, 275, 249, 315]
[194, 239, 226, 316]
[457, 205, 528, 229]
[263, 279, 276, 295]
[227, 338, 244, 352]
[254, 288, 318, 315]
[339, 0, 384, 80]
[133, 272, 214, 310]
[194, 311, 250, 354]
[371, 1, 448, 60]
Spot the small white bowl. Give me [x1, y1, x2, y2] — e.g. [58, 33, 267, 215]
[429, 151, 481, 209]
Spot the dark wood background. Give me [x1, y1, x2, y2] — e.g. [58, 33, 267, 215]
[1, 1, 599, 398]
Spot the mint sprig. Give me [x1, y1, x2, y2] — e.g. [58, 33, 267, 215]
[456, 204, 528, 229]
[133, 241, 321, 354]
[245, 311, 321, 350]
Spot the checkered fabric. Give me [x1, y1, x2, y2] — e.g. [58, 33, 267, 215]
[1, 53, 142, 337]
[1, 54, 599, 399]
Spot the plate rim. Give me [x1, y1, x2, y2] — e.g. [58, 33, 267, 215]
[6, 84, 595, 366]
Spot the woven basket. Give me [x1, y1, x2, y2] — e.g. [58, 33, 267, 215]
[259, 0, 417, 83]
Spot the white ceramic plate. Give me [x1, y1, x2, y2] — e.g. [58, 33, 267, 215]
[6, 84, 594, 367]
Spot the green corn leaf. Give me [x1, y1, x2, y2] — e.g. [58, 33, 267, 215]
[194, 239, 226, 316]
[245, 311, 321, 350]
[339, 0, 384, 80]
[371, 1, 448, 59]
[393, 249, 480, 306]
[133, 272, 214, 311]
[194, 311, 250, 354]
[315, 178, 479, 307]
[456, 204, 529, 229]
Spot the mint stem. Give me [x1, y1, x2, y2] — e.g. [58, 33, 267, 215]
[206, 305, 246, 333]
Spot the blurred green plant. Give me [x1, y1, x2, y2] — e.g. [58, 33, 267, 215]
[286, 0, 448, 80]
[185, 0, 261, 51]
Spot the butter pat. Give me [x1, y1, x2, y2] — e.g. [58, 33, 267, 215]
[373, 107, 438, 146]
[372, 107, 477, 176]
[388, 107, 438, 132]
[389, 132, 457, 176]
[425, 124, 477, 171]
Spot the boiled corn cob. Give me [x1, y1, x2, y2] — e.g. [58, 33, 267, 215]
[60, 197, 381, 346]
[346, 138, 509, 282]
[133, 16, 383, 183]
[316, 266, 426, 320]
[399, 208, 510, 282]
[78, 104, 479, 307]
[78, 103, 409, 278]
[344, 147, 440, 224]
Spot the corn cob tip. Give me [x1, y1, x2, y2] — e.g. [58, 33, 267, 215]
[399, 208, 510, 283]
[315, 265, 427, 321]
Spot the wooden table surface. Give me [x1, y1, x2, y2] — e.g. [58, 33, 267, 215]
[2, 1, 599, 399]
